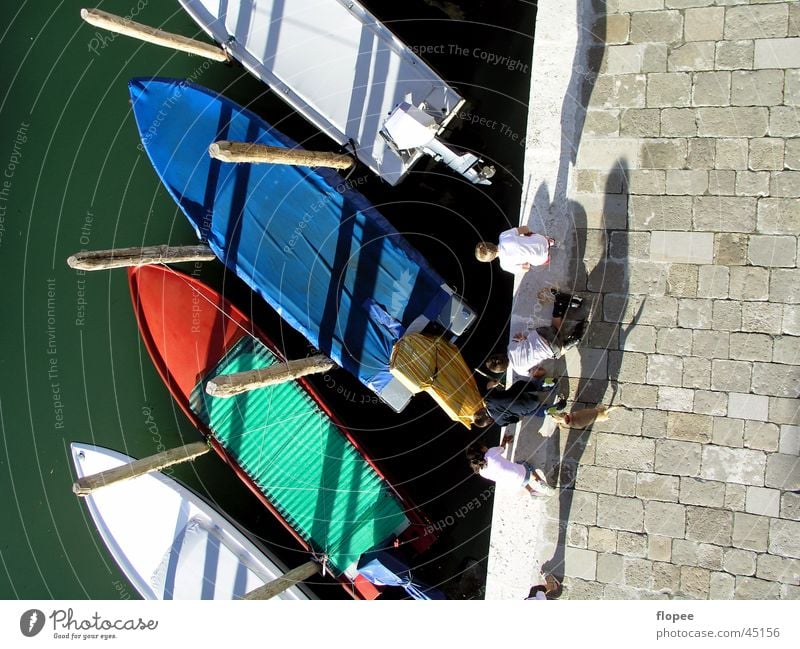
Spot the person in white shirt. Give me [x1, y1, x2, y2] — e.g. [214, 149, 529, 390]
[475, 226, 556, 273]
[467, 435, 552, 496]
[484, 291, 586, 383]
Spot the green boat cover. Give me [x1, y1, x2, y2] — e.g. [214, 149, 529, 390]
[189, 337, 409, 576]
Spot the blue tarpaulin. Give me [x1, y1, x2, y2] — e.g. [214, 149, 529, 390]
[129, 78, 451, 395]
[357, 550, 446, 600]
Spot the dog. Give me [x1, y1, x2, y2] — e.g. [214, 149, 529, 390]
[549, 404, 627, 429]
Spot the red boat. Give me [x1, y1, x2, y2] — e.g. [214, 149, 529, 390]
[129, 265, 436, 599]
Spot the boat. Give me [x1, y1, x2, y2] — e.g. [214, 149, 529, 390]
[128, 264, 436, 599]
[130, 77, 477, 413]
[70, 442, 311, 600]
[177, 0, 494, 185]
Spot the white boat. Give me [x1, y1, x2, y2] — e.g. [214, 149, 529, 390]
[179, 0, 494, 185]
[71, 443, 311, 600]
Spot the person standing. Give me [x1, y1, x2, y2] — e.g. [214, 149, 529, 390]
[475, 226, 556, 274]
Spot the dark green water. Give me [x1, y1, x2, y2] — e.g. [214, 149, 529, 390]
[0, 0, 534, 599]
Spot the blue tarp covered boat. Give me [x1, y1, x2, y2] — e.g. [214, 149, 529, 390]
[129, 78, 475, 411]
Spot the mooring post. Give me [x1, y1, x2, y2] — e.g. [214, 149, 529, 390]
[81, 8, 230, 61]
[209, 141, 354, 170]
[242, 560, 321, 600]
[67, 244, 215, 271]
[206, 355, 336, 398]
[73, 441, 210, 496]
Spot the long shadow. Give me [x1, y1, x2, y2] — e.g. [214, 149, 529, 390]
[221, 119, 260, 268]
[543, 160, 630, 583]
[345, 25, 388, 147]
[316, 207, 357, 357]
[309, 422, 351, 567]
[521, 1, 628, 583]
[361, 39, 392, 150]
[260, 0, 285, 66]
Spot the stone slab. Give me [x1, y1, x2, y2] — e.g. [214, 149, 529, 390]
[769, 519, 800, 559]
[723, 548, 756, 577]
[649, 231, 714, 263]
[732, 513, 770, 552]
[765, 453, 800, 491]
[727, 393, 770, 421]
[700, 446, 766, 485]
[564, 546, 598, 581]
[644, 501, 687, 538]
[745, 486, 781, 517]
[598, 494, 645, 532]
[754, 38, 800, 69]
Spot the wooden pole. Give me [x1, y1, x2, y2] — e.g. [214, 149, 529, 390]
[206, 354, 335, 398]
[73, 441, 210, 496]
[243, 560, 321, 600]
[67, 244, 215, 271]
[81, 8, 230, 62]
[209, 141, 354, 169]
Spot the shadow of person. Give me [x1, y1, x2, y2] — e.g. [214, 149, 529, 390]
[540, 157, 631, 586]
[485, 0, 623, 594]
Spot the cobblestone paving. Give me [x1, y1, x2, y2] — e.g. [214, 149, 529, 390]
[531, 0, 799, 600]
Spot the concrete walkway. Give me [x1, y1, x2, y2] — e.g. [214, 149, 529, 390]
[485, 0, 799, 600]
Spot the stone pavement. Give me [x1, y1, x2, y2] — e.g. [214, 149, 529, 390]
[485, 0, 799, 600]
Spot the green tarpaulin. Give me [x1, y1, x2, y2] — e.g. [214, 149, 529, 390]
[189, 337, 408, 576]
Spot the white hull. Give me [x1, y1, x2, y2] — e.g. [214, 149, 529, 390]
[71, 443, 310, 600]
[179, 0, 479, 185]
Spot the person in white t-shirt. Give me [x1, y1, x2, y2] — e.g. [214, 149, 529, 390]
[475, 226, 556, 273]
[467, 435, 552, 496]
[484, 291, 586, 384]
